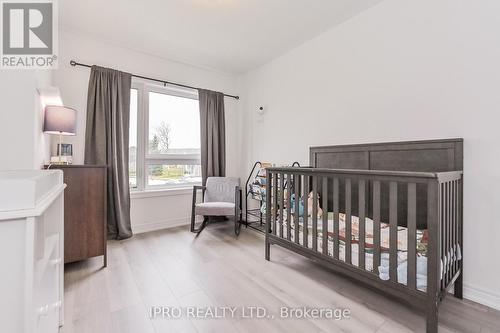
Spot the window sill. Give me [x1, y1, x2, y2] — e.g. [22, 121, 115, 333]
[130, 187, 194, 199]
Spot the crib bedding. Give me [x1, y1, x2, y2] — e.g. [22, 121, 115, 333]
[275, 212, 461, 291]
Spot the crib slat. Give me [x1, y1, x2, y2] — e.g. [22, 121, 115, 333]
[407, 183, 417, 290]
[454, 180, 458, 275]
[456, 179, 464, 274]
[312, 176, 318, 251]
[450, 181, 454, 277]
[272, 173, 278, 236]
[345, 178, 352, 265]
[373, 181, 381, 273]
[358, 179, 366, 270]
[267, 172, 273, 235]
[440, 183, 445, 290]
[445, 182, 450, 285]
[443, 182, 447, 286]
[389, 181, 398, 282]
[322, 177, 328, 255]
[427, 180, 440, 311]
[451, 181, 456, 278]
[457, 179, 462, 279]
[294, 175, 300, 244]
[303, 175, 309, 248]
[333, 178, 340, 259]
[443, 182, 451, 287]
[279, 173, 284, 238]
[452, 181, 457, 279]
[448, 182, 455, 283]
[286, 174, 292, 241]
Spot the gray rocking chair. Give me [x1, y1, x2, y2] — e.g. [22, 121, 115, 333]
[190, 177, 242, 236]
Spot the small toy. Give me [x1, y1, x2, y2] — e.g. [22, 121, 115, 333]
[290, 193, 305, 217]
[307, 191, 323, 219]
[290, 192, 323, 219]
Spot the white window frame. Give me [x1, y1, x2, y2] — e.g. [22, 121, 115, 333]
[130, 80, 201, 192]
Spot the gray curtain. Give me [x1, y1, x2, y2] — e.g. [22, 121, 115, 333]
[198, 89, 226, 185]
[84, 66, 133, 240]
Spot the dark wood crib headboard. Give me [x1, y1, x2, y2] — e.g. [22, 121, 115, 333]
[310, 138, 463, 229]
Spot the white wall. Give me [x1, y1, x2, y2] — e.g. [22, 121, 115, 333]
[53, 30, 241, 233]
[240, 0, 500, 309]
[0, 70, 52, 171]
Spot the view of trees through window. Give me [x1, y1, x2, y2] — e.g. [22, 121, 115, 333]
[148, 121, 172, 180]
[129, 85, 201, 190]
[149, 121, 171, 153]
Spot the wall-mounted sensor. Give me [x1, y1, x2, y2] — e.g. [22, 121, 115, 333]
[257, 106, 265, 115]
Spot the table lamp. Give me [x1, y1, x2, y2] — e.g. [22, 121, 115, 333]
[43, 105, 76, 164]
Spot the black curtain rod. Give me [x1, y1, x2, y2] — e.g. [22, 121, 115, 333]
[69, 60, 239, 100]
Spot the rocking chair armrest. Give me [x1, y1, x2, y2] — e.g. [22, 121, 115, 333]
[235, 186, 242, 210]
[234, 186, 242, 235]
[193, 185, 206, 192]
[192, 185, 206, 209]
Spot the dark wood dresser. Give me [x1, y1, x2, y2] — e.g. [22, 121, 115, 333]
[46, 165, 107, 266]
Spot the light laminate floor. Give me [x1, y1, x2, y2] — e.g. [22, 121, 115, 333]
[61, 223, 500, 333]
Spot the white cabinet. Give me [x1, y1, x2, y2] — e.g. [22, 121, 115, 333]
[0, 170, 65, 333]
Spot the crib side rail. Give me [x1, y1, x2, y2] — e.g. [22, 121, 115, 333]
[265, 167, 463, 297]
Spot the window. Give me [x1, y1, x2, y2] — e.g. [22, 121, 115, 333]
[129, 89, 138, 188]
[129, 82, 201, 191]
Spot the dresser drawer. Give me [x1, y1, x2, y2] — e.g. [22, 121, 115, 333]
[46, 165, 107, 266]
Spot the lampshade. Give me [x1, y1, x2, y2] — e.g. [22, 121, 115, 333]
[43, 105, 77, 135]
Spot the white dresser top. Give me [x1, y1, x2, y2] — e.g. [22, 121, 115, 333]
[0, 170, 64, 218]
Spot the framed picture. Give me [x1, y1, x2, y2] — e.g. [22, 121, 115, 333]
[57, 143, 73, 156]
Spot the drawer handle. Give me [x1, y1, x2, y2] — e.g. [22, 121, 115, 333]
[38, 304, 49, 316]
[50, 258, 62, 266]
[52, 301, 62, 309]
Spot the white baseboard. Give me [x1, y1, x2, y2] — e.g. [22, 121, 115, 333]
[132, 217, 196, 234]
[464, 283, 500, 311]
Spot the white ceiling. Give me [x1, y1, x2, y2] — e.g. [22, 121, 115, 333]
[60, 0, 382, 74]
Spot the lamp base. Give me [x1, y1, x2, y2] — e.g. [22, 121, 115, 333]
[50, 156, 73, 165]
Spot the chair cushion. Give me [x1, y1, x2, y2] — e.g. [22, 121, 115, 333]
[195, 202, 235, 216]
[205, 177, 240, 203]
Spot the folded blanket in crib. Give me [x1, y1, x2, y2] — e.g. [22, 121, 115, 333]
[275, 212, 461, 291]
[378, 246, 462, 291]
[378, 254, 428, 290]
[283, 212, 429, 255]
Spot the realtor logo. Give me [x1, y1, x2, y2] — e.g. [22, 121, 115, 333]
[1, 0, 58, 68]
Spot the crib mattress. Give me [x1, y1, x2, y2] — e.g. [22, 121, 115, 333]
[274, 212, 460, 291]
